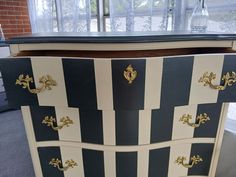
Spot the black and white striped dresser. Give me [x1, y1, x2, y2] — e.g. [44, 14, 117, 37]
[1, 32, 236, 177]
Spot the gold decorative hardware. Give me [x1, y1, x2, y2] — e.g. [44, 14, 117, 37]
[198, 71, 236, 91]
[179, 113, 210, 128]
[15, 74, 57, 94]
[175, 155, 203, 168]
[42, 116, 73, 131]
[123, 65, 137, 84]
[49, 158, 78, 171]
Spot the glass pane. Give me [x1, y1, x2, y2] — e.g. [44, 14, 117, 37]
[186, 0, 236, 8]
[109, 0, 168, 31]
[59, 0, 91, 32]
[30, 0, 57, 32]
[185, 0, 236, 32]
[91, 0, 97, 16]
[105, 17, 111, 31]
[105, 0, 109, 15]
[91, 18, 98, 31]
[29, 0, 96, 33]
[110, 17, 127, 31]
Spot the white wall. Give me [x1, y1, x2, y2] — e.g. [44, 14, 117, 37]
[0, 46, 10, 58]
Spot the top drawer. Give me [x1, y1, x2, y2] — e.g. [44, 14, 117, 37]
[0, 54, 236, 110]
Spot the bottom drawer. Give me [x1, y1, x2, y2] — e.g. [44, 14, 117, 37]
[37, 143, 214, 177]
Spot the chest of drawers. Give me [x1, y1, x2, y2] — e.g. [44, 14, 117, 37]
[1, 32, 236, 177]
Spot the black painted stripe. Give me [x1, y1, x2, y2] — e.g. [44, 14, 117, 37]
[151, 107, 174, 143]
[115, 110, 139, 145]
[188, 143, 214, 176]
[38, 147, 64, 177]
[160, 56, 194, 107]
[0, 58, 38, 107]
[116, 152, 137, 177]
[82, 149, 104, 177]
[30, 106, 59, 141]
[148, 147, 170, 177]
[112, 59, 146, 110]
[80, 109, 103, 144]
[218, 55, 236, 102]
[62, 58, 97, 109]
[194, 103, 222, 138]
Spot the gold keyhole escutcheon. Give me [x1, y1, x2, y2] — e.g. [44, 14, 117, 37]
[123, 65, 137, 84]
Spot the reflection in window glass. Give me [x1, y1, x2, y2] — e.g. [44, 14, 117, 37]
[185, 0, 236, 32]
[29, 0, 97, 32]
[109, 0, 168, 32]
[28, 0, 236, 32]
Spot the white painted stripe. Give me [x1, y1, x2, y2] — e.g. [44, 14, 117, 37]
[209, 103, 229, 177]
[94, 59, 113, 110]
[55, 107, 81, 142]
[144, 57, 163, 109]
[18, 41, 233, 51]
[180, 176, 208, 177]
[137, 150, 149, 177]
[60, 146, 84, 177]
[104, 151, 116, 177]
[36, 138, 215, 152]
[102, 110, 116, 145]
[31, 57, 68, 106]
[21, 106, 44, 177]
[233, 41, 236, 50]
[172, 105, 198, 140]
[139, 110, 152, 145]
[168, 144, 192, 177]
[189, 54, 224, 104]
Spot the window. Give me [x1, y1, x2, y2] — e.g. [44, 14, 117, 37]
[184, 0, 236, 32]
[28, 0, 97, 32]
[28, 0, 236, 33]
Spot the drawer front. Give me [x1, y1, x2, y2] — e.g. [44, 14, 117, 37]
[28, 103, 222, 145]
[37, 143, 214, 177]
[0, 57, 150, 110]
[151, 103, 223, 143]
[168, 143, 214, 177]
[38, 146, 85, 177]
[0, 58, 38, 106]
[1, 54, 236, 110]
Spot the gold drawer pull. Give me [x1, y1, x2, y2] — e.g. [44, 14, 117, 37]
[199, 71, 236, 91]
[49, 158, 78, 171]
[179, 113, 210, 128]
[15, 74, 57, 94]
[124, 65, 137, 84]
[175, 155, 203, 168]
[42, 116, 73, 131]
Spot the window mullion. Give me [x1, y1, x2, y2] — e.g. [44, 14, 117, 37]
[173, 0, 187, 31]
[55, 0, 63, 32]
[97, 0, 106, 32]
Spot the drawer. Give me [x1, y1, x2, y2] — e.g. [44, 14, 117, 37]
[1, 54, 236, 110]
[0, 57, 150, 110]
[150, 102, 223, 143]
[26, 103, 222, 145]
[168, 143, 214, 177]
[37, 143, 214, 177]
